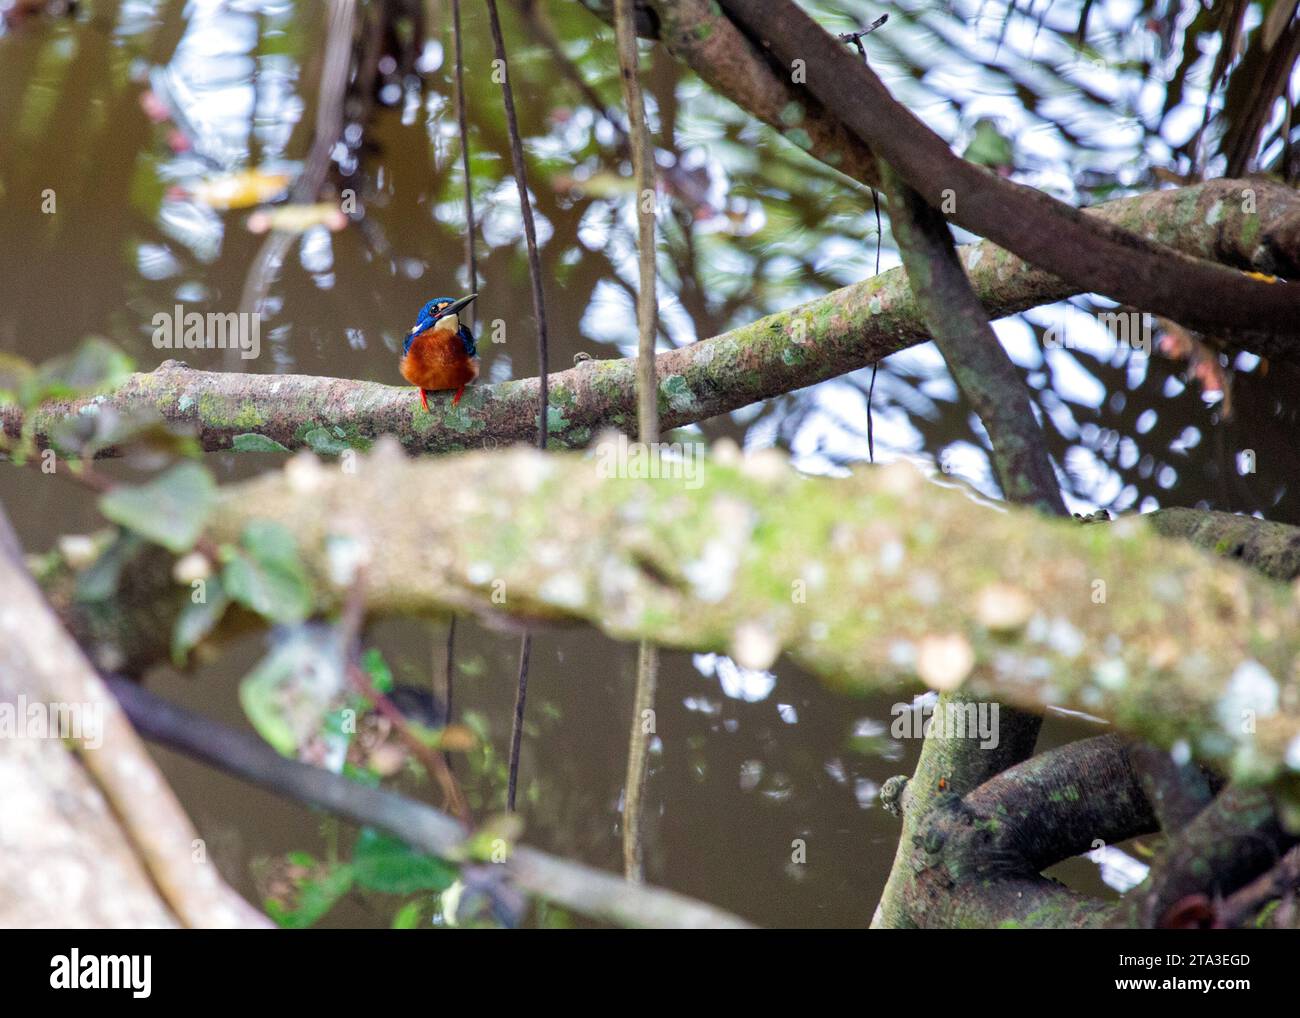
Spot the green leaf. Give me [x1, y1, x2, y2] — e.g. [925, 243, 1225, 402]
[360, 647, 394, 694]
[98, 462, 216, 553]
[171, 576, 230, 665]
[452, 813, 525, 864]
[221, 521, 312, 624]
[232, 433, 291, 453]
[24, 337, 134, 408]
[50, 407, 200, 460]
[266, 858, 355, 929]
[351, 829, 457, 895]
[391, 901, 423, 929]
[303, 427, 351, 456]
[0, 352, 35, 406]
[74, 532, 144, 602]
[239, 653, 301, 757]
[238, 626, 347, 757]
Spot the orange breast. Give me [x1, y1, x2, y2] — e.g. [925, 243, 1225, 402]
[400, 328, 479, 391]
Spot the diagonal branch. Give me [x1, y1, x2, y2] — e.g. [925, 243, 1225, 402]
[0, 505, 269, 928]
[109, 675, 751, 928]
[717, 0, 1300, 348]
[879, 163, 1066, 514]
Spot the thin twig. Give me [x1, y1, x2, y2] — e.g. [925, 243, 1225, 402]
[867, 183, 882, 463]
[617, 0, 659, 446]
[443, 0, 480, 735]
[440, 616, 456, 732]
[484, 0, 550, 450]
[485, 0, 551, 815]
[623, 640, 658, 882]
[452, 0, 479, 313]
[506, 631, 531, 812]
[614, 0, 661, 884]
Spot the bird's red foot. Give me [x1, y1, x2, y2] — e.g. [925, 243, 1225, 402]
[419, 389, 429, 412]
[452, 386, 465, 406]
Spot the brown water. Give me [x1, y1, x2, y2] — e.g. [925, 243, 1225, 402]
[1, 1, 1294, 927]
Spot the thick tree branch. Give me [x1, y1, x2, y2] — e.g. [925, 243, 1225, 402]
[894, 736, 1153, 928]
[1122, 785, 1299, 928]
[1127, 741, 1215, 834]
[5, 179, 1298, 458]
[615, 0, 662, 884]
[584, 0, 881, 186]
[1148, 508, 1300, 582]
[880, 163, 1066, 515]
[46, 441, 1300, 786]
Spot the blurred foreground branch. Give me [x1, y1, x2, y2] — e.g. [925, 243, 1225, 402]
[45, 440, 1300, 788]
[0, 505, 269, 928]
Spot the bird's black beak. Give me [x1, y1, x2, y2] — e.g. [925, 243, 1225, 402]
[440, 293, 478, 318]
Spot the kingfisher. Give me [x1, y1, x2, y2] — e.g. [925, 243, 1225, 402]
[400, 293, 479, 411]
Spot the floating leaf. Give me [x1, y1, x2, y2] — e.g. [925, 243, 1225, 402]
[552, 171, 635, 199]
[246, 203, 347, 235]
[171, 576, 230, 666]
[192, 168, 291, 210]
[221, 521, 313, 624]
[231, 433, 290, 453]
[98, 462, 216, 553]
[351, 829, 457, 896]
[436, 723, 478, 753]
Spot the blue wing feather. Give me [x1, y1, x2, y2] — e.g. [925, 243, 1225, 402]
[458, 325, 477, 358]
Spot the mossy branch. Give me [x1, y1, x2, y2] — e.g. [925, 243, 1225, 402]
[4, 180, 1297, 458]
[54, 441, 1300, 789]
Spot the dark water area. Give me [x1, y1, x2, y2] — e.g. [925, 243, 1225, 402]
[1, 1, 1296, 927]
